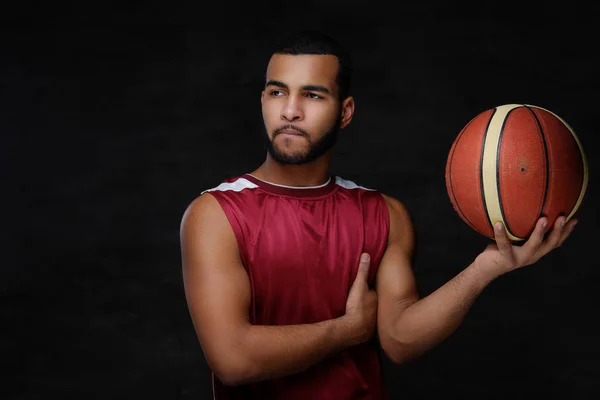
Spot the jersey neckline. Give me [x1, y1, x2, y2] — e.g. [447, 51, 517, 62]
[242, 174, 337, 197]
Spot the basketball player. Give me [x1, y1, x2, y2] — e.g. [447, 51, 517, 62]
[179, 30, 577, 399]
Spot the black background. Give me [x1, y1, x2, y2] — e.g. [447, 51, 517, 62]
[2, 2, 599, 399]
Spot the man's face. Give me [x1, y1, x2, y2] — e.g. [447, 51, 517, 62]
[261, 54, 354, 165]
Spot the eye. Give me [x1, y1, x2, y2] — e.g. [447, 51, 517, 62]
[269, 90, 285, 96]
[306, 93, 323, 99]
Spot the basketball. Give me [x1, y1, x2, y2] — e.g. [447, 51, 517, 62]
[445, 104, 588, 241]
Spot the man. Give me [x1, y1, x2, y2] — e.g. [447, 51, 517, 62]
[179, 30, 576, 399]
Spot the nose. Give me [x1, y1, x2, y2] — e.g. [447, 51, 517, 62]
[281, 95, 304, 122]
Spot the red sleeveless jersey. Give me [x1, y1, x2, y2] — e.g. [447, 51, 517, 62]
[203, 173, 390, 399]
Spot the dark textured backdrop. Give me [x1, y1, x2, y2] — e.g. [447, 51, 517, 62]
[2, 2, 599, 399]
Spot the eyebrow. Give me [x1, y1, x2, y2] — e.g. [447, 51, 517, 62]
[265, 80, 332, 95]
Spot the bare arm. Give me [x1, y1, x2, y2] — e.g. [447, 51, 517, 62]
[180, 193, 367, 386]
[375, 194, 491, 363]
[375, 194, 575, 364]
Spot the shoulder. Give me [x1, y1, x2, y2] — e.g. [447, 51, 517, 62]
[379, 193, 414, 251]
[333, 176, 378, 192]
[200, 175, 259, 195]
[179, 191, 242, 258]
[333, 176, 383, 204]
[333, 176, 410, 219]
[181, 174, 260, 236]
[380, 193, 410, 221]
[180, 192, 224, 236]
[333, 176, 407, 213]
[182, 175, 258, 225]
[333, 177, 412, 233]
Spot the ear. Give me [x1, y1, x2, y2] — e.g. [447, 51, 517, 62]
[261, 90, 265, 105]
[340, 96, 355, 129]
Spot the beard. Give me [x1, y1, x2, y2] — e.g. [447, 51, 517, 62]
[264, 114, 342, 165]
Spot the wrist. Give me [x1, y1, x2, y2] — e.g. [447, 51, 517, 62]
[472, 255, 504, 284]
[333, 316, 360, 348]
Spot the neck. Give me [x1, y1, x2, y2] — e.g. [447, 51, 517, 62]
[251, 152, 332, 187]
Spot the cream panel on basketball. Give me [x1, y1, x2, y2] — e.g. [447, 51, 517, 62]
[481, 104, 523, 241]
[526, 105, 589, 221]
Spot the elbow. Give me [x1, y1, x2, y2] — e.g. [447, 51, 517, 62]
[380, 334, 422, 365]
[383, 344, 423, 365]
[212, 362, 253, 387]
[210, 354, 257, 387]
[213, 368, 245, 387]
[382, 344, 411, 365]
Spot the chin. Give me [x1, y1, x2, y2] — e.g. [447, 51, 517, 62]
[277, 150, 308, 160]
[273, 142, 308, 155]
[268, 147, 310, 165]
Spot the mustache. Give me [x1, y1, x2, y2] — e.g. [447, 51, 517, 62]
[273, 124, 309, 137]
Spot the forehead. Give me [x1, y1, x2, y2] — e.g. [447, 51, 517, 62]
[266, 54, 339, 89]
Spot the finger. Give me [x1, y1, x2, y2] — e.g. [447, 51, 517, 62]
[493, 222, 515, 263]
[535, 216, 567, 258]
[557, 218, 578, 247]
[354, 253, 371, 283]
[521, 217, 548, 255]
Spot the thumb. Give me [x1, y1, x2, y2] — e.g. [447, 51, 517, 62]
[354, 253, 371, 283]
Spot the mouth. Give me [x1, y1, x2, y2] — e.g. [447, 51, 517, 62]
[278, 129, 305, 137]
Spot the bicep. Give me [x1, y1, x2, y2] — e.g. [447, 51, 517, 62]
[180, 193, 251, 372]
[376, 195, 419, 341]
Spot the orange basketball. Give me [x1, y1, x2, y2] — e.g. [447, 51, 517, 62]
[445, 104, 588, 241]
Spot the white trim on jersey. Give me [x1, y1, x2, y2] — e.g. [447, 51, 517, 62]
[202, 175, 376, 194]
[335, 176, 375, 191]
[246, 173, 332, 189]
[201, 177, 258, 194]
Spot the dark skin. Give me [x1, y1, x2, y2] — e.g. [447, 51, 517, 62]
[180, 53, 578, 386]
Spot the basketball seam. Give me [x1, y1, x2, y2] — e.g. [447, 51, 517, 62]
[496, 107, 521, 239]
[527, 105, 589, 221]
[480, 108, 497, 235]
[525, 106, 550, 226]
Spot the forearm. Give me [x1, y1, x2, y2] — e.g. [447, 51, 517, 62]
[387, 261, 497, 362]
[227, 317, 354, 385]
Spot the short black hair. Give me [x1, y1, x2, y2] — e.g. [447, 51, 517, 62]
[271, 30, 353, 101]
